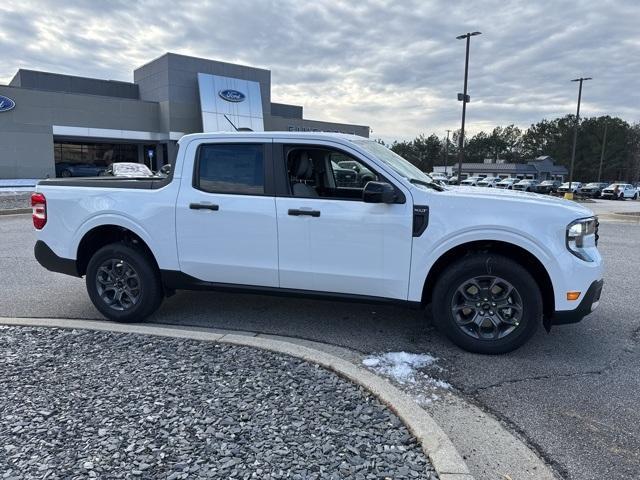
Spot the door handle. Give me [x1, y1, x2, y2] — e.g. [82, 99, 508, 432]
[190, 203, 219, 211]
[288, 208, 320, 217]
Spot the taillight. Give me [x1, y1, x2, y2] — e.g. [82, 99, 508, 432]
[31, 192, 47, 229]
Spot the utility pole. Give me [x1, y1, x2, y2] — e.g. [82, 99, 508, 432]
[597, 118, 608, 183]
[445, 129, 451, 174]
[456, 31, 481, 182]
[567, 77, 592, 199]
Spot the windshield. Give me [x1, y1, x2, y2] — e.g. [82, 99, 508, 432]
[351, 139, 434, 184]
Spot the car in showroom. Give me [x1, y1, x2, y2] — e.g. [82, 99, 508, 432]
[32, 132, 604, 355]
[579, 182, 610, 198]
[55, 162, 106, 178]
[460, 176, 483, 186]
[557, 181, 583, 195]
[601, 183, 638, 200]
[496, 178, 517, 189]
[513, 179, 540, 192]
[535, 180, 562, 194]
[477, 176, 500, 187]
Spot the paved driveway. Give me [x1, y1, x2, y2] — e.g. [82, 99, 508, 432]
[1, 214, 639, 479]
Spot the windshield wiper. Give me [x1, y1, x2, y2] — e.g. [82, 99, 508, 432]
[409, 178, 445, 191]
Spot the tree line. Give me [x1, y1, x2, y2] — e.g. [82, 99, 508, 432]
[382, 115, 640, 182]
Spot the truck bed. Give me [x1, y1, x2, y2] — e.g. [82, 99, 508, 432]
[38, 176, 171, 190]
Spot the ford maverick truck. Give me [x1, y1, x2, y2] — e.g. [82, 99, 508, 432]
[33, 132, 604, 354]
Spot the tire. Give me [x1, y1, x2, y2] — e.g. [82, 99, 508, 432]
[86, 242, 163, 322]
[60, 169, 72, 178]
[634, 193, 638, 200]
[432, 254, 542, 354]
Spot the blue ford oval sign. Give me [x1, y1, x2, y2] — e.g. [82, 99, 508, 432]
[218, 89, 246, 102]
[0, 95, 16, 112]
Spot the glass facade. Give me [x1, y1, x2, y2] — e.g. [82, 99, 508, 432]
[54, 142, 138, 166]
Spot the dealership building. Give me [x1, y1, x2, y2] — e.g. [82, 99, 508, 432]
[0, 53, 369, 179]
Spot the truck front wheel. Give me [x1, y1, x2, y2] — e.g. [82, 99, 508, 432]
[86, 243, 163, 322]
[432, 254, 542, 354]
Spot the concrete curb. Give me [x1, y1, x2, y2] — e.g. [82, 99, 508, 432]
[0, 208, 30, 216]
[0, 316, 473, 479]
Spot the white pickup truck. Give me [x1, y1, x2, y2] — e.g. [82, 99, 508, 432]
[33, 132, 604, 354]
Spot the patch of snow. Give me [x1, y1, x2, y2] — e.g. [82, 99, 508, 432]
[362, 358, 380, 367]
[362, 351, 438, 384]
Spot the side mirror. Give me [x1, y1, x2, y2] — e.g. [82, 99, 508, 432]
[363, 181, 396, 204]
[160, 164, 172, 175]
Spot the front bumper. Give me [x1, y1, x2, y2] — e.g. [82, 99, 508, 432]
[549, 279, 604, 325]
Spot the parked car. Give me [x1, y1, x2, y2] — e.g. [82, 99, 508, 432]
[496, 178, 517, 189]
[448, 176, 459, 185]
[430, 172, 449, 182]
[337, 160, 376, 187]
[601, 183, 638, 200]
[557, 182, 583, 194]
[102, 162, 154, 178]
[579, 182, 609, 198]
[460, 176, 483, 186]
[477, 177, 500, 187]
[535, 180, 562, 194]
[513, 179, 540, 192]
[33, 132, 604, 355]
[55, 162, 106, 178]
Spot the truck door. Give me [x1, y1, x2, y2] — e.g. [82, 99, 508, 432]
[175, 140, 279, 287]
[274, 142, 413, 300]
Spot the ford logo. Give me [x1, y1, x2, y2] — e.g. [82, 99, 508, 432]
[218, 89, 246, 102]
[0, 95, 16, 112]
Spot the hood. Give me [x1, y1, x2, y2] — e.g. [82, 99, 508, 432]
[432, 185, 595, 218]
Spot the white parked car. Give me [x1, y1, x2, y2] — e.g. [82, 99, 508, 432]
[477, 177, 500, 187]
[460, 176, 483, 186]
[557, 182, 583, 194]
[601, 183, 638, 200]
[32, 132, 604, 354]
[430, 172, 449, 181]
[102, 162, 154, 178]
[496, 178, 517, 189]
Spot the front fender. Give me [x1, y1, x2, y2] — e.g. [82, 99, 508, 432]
[408, 227, 561, 303]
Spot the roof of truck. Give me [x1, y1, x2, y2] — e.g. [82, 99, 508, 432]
[178, 131, 367, 144]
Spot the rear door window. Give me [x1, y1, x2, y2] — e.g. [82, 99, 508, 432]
[195, 144, 265, 195]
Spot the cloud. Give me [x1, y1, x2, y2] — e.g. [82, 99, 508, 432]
[0, 0, 638, 142]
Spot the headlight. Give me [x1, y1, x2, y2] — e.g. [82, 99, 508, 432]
[566, 216, 598, 261]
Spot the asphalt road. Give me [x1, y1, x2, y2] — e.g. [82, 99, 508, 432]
[1, 212, 639, 479]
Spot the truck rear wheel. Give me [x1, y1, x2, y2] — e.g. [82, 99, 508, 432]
[86, 243, 163, 322]
[432, 254, 542, 354]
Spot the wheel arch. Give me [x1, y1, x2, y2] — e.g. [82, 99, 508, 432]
[76, 224, 159, 277]
[421, 240, 555, 320]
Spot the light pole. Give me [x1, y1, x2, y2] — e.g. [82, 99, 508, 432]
[567, 76, 592, 199]
[597, 118, 608, 183]
[445, 129, 451, 174]
[456, 31, 481, 182]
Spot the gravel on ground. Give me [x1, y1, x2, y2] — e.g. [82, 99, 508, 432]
[0, 193, 30, 211]
[0, 326, 438, 480]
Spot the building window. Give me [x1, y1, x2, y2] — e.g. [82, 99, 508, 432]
[54, 142, 138, 166]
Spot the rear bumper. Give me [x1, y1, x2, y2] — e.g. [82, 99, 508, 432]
[34, 240, 80, 277]
[550, 279, 603, 325]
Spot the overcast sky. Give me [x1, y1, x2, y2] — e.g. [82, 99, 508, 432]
[1, 0, 638, 142]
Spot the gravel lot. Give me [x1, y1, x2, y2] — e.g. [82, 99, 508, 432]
[0, 193, 30, 211]
[0, 326, 437, 480]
